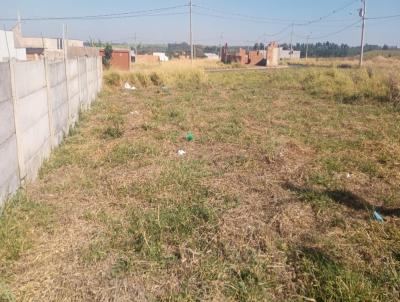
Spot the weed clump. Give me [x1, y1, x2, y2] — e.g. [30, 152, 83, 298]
[301, 68, 391, 103]
[293, 247, 384, 302]
[387, 73, 400, 106]
[103, 66, 208, 91]
[101, 114, 125, 139]
[0, 191, 53, 262]
[104, 72, 121, 87]
[150, 72, 164, 86]
[106, 141, 158, 165]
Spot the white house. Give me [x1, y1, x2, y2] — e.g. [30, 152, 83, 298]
[153, 52, 169, 62]
[0, 30, 26, 62]
[204, 53, 219, 60]
[279, 48, 301, 60]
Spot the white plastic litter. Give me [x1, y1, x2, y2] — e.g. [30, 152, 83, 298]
[178, 150, 186, 156]
[124, 82, 136, 90]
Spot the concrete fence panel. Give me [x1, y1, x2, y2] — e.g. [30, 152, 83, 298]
[48, 60, 68, 147]
[67, 59, 80, 125]
[87, 57, 95, 106]
[78, 57, 89, 109]
[0, 63, 20, 206]
[96, 56, 103, 92]
[14, 60, 51, 181]
[0, 56, 102, 209]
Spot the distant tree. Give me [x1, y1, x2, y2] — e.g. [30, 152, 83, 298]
[259, 43, 265, 50]
[103, 44, 113, 68]
[253, 43, 259, 51]
[93, 39, 103, 47]
[383, 44, 389, 50]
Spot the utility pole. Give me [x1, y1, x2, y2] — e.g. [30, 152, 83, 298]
[134, 32, 137, 61]
[305, 33, 311, 61]
[190, 0, 193, 63]
[359, 0, 366, 67]
[219, 32, 223, 59]
[17, 11, 21, 31]
[62, 24, 67, 58]
[290, 23, 294, 60]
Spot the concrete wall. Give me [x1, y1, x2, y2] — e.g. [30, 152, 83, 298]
[0, 63, 20, 204]
[136, 54, 160, 64]
[0, 55, 102, 209]
[279, 49, 301, 60]
[0, 30, 27, 62]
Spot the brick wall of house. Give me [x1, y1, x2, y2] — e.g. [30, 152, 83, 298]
[100, 49, 130, 71]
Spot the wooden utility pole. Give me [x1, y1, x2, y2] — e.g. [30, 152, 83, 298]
[290, 23, 294, 59]
[190, 0, 193, 63]
[359, 0, 366, 67]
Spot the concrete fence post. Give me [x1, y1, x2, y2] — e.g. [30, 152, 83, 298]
[95, 56, 99, 94]
[77, 57, 82, 110]
[8, 59, 26, 183]
[64, 57, 71, 129]
[43, 58, 55, 148]
[85, 57, 90, 108]
[99, 56, 103, 91]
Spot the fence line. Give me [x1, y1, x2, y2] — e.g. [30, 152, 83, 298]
[0, 56, 102, 209]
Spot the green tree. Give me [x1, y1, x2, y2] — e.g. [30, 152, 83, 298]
[103, 44, 113, 68]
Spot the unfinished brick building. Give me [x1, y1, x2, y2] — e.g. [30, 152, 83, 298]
[221, 42, 279, 67]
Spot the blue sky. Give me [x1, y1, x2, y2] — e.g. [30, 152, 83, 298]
[2, 0, 399, 46]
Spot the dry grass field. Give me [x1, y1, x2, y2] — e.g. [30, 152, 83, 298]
[1, 57, 400, 301]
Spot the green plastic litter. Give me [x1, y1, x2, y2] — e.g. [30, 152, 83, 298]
[186, 132, 194, 142]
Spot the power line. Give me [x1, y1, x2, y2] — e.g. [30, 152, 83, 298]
[192, 11, 285, 25]
[295, 0, 359, 26]
[308, 20, 361, 40]
[193, 4, 303, 23]
[0, 5, 188, 21]
[193, 0, 362, 48]
[193, 2, 358, 26]
[366, 13, 400, 20]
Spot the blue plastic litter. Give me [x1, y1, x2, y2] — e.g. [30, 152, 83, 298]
[373, 211, 384, 222]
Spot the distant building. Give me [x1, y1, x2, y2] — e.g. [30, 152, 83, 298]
[153, 52, 169, 62]
[204, 53, 219, 60]
[221, 42, 280, 67]
[248, 50, 267, 66]
[279, 48, 301, 60]
[100, 48, 131, 71]
[12, 22, 84, 60]
[267, 42, 280, 67]
[0, 29, 26, 62]
[135, 54, 160, 63]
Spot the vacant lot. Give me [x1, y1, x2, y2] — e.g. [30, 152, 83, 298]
[1, 62, 400, 301]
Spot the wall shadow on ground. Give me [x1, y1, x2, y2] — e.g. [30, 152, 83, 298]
[283, 182, 400, 217]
